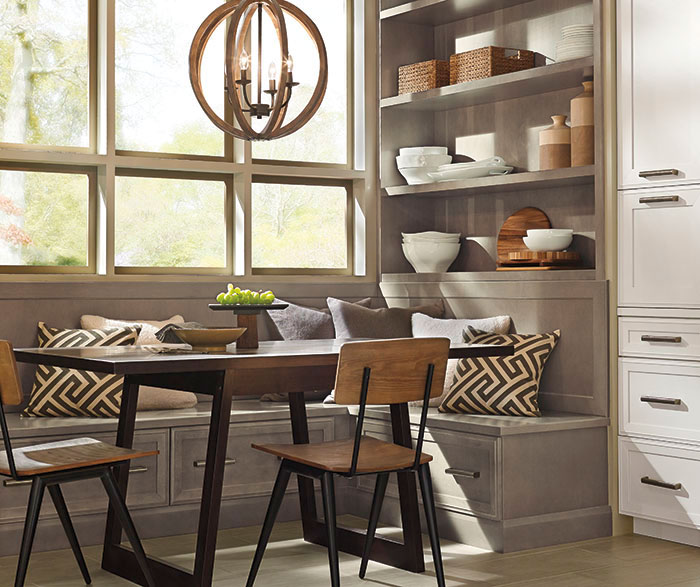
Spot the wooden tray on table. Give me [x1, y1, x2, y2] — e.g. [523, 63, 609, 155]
[209, 304, 289, 349]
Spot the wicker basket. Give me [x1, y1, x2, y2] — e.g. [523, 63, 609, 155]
[398, 59, 450, 95]
[449, 46, 545, 84]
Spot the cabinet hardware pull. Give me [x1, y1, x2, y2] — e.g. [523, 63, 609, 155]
[641, 476, 682, 491]
[193, 458, 236, 468]
[445, 468, 480, 479]
[3, 479, 33, 487]
[129, 466, 149, 474]
[640, 396, 682, 406]
[641, 335, 682, 344]
[638, 169, 679, 178]
[638, 195, 680, 204]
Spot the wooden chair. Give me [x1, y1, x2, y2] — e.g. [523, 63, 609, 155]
[246, 337, 450, 587]
[0, 341, 157, 587]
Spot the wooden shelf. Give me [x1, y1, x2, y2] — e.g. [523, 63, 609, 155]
[381, 269, 598, 282]
[381, 57, 593, 112]
[383, 166, 595, 198]
[380, 0, 531, 26]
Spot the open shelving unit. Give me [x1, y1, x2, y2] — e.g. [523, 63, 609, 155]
[378, 0, 604, 280]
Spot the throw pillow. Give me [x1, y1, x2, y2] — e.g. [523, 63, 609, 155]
[411, 313, 512, 407]
[80, 314, 197, 411]
[80, 314, 185, 346]
[23, 323, 140, 418]
[439, 326, 561, 417]
[268, 298, 372, 340]
[327, 298, 444, 339]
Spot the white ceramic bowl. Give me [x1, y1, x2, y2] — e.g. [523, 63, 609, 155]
[399, 146, 448, 156]
[396, 154, 452, 169]
[523, 233, 573, 252]
[526, 229, 574, 237]
[402, 231, 461, 242]
[397, 167, 440, 185]
[402, 241, 461, 273]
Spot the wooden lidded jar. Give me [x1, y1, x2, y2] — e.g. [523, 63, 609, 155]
[570, 81, 594, 166]
[539, 115, 571, 170]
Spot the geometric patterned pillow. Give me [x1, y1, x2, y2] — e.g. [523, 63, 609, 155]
[22, 322, 140, 418]
[438, 326, 561, 417]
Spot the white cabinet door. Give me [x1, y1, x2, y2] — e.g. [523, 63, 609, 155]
[619, 186, 700, 309]
[618, 0, 700, 189]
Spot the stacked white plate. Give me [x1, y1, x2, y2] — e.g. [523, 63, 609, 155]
[402, 232, 461, 273]
[396, 146, 452, 185]
[427, 156, 513, 182]
[556, 24, 593, 62]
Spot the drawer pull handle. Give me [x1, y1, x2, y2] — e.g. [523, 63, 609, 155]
[641, 335, 682, 344]
[638, 195, 680, 204]
[641, 396, 682, 406]
[3, 465, 149, 488]
[3, 479, 33, 487]
[641, 476, 682, 491]
[193, 458, 236, 468]
[639, 169, 679, 178]
[445, 468, 480, 480]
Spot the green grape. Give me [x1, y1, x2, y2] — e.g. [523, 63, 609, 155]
[252, 291, 261, 304]
[230, 293, 240, 304]
[216, 292, 226, 304]
[233, 287, 242, 295]
[227, 283, 234, 291]
[223, 293, 234, 304]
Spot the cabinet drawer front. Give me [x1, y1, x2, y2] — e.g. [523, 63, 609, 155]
[620, 359, 700, 443]
[171, 419, 334, 505]
[618, 0, 700, 190]
[0, 430, 169, 523]
[619, 438, 700, 528]
[620, 318, 700, 360]
[361, 421, 500, 520]
[619, 187, 700, 308]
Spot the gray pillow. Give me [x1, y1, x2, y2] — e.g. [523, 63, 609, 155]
[327, 297, 444, 339]
[268, 298, 372, 340]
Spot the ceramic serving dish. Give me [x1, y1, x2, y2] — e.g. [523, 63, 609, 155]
[523, 231, 573, 252]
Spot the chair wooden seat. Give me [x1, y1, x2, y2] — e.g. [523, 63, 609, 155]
[253, 436, 432, 474]
[0, 437, 157, 477]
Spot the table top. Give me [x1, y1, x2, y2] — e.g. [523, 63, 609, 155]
[14, 339, 514, 375]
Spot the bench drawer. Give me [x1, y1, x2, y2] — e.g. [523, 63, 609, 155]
[619, 318, 700, 361]
[619, 437, 700, 529]
[0, 430, 169, 524]
[361, 421, 500, 520]
[620, 359, 700, 443]
[171, 418, 334, 505]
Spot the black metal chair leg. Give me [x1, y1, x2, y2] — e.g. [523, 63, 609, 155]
[321, 472, 340, 587]
[359, 472, 389, 579]
[418, 464, 445, 587]
[48, 484, 91, 585]
[100, 468, 155, 587]
[246, 463, 292, 587]
[15, 477, 45, 587]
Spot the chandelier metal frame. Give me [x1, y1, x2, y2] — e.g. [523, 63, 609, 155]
[189, 0, 328, 142]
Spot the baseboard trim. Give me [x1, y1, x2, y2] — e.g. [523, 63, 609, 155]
[634, 518, 700, 548]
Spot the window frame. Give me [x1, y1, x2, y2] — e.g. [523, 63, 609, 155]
[113, 168, 234, 276]
[0, 162, 97, 274]
[250, 175, 354, 276]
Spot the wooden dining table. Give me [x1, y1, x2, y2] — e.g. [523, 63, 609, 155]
[14, 339, 513, 587]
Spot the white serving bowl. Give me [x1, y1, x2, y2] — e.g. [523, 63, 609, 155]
[402, 231, 461, 242]
[397, 167, 440, 185]
[526, 228, 574, 237]
[402, 241, 461, 273]
[399, 146, 448, 156]
[396, 154, 452, 169]
[523, 233, 573, 252]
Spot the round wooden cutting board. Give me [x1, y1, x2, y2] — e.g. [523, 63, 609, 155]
[496, 207, 551, 264]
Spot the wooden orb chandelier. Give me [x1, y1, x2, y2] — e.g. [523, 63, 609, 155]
[189, 0, 328, 142]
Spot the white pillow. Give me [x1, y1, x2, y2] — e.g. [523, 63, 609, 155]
[80, 314, 185, 346]
[411, 313, 512, 407]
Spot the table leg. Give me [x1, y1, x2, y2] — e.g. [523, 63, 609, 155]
[288, 393, 425, 573]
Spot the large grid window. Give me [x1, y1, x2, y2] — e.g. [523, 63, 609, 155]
[0, 0, 369, 278]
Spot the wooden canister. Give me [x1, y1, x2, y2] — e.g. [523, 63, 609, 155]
[570, 81, 594, 166]
[539, 115, 571, 170]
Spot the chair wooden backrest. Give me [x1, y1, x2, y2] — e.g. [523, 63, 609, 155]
[333, 338, 450, 476]
[334, 338, 449, 406]
[0, 341, 22, 478]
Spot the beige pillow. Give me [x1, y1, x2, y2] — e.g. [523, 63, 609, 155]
[79, 314, 197, 412]
[80, 314, 185, 346]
